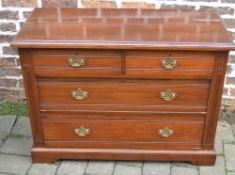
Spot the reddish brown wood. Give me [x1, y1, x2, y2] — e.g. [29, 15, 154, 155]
[32, 49, 216, 79]
[202, 52, 229, 149]
[42, 113, 204, 150]
[32, 49, 122, 77]
[12, 8, 235, 165]
[11, 8, 235, 51]
[42, 118, 204, 143]
[38, 79, 209, 112]
[41, 113, 205, 121]
[126, 51, 215, 79]
[18, 49, 44, 146]
[31, 147, 216, 165]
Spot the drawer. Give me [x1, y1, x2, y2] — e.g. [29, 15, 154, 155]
[39, 79, 209, 113]
[42, 116, 204, 149]
[126, 51, 215, 79]
[32, 49, 122, 77]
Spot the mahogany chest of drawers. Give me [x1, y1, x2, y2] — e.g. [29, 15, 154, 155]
[12, 8, 235, 165]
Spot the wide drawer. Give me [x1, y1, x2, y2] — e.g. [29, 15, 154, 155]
[39, 79, 209, 113]
[42, 114, 204, 149]
[32, 49, 122, 77]
[126, 51, 215, 79]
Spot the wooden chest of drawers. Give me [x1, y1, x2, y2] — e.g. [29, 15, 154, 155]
[12, 8, 235, 165]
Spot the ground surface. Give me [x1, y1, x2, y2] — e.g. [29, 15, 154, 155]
[0, 114, 234, 175]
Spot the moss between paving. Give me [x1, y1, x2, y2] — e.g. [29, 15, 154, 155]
[0, 102, 28, 116]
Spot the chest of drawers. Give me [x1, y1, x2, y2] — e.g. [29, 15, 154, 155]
[12, 8, 235, 165]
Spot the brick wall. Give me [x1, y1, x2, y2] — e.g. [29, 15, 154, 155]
[0, 0, 235, 110]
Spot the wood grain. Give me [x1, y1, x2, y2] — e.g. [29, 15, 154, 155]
[32, 49, 121, 77]
[126, 51, 214, 79]
[203, 52, 228, 149]
[11, 8, 235, 51]
[38, 79, 209, 112]
[12, 8, 234, 165]
[42, 118, 204, 144]
[31, 147, 216, 165]
[19, 49, 45, 146]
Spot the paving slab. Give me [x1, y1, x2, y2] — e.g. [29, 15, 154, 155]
[0, 154, 31, 175]
[113, 164, 141, 175]
[171, 162, 197, 169]
[57, 160, 87, 175]
[215, 121, 235, 155]
[117, 161, 143, 167]
[0, 137, 32, 156]
[143, 162, 171, 175]
[28, 163, 57, 175]
[226, 161, 235, 171]
[225, 144, 235, 161]
[216, 121, 235, 144]
[228, 173, 235, 175]
[215, 137, 224, 155]
[232, 125, 235, 136]
[86, 160, 115, 175]
[0, 115, 16, 139]
[0, 115, 233, 175]
[171, 166, 198, 175]
[12, 117, 32, 136]
[200, 156, 226, 175]
[224, 144, 235, 171]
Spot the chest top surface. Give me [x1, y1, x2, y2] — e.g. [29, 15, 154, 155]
[11, 8, 235, 50]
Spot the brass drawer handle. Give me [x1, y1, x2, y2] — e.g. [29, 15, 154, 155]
[160, 89, 176, 101]
[74, 126, 90, 137]
[71, 88, 88, 100]
[158, 127, 174, 137]
[68, 57, 86, 67]
[161, 58, 177, 69]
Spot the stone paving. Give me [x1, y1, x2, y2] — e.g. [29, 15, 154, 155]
[0, 115, 234, 175]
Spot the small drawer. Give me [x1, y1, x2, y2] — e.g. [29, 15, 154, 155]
[42, 116, 204, 149]
[126, 51, 215, 79]
[39, 79, 209, 113]
[32, 49, 121, 77]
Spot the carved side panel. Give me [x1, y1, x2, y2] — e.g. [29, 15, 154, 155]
[202, 52, 228, 149]
[19, 49, 44, 145]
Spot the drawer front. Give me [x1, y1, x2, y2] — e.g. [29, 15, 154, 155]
[39, 80, 209, 112]
[126, 51, 215, 79]
[42, 117, 204, 145]
[32, 50, 121, 77]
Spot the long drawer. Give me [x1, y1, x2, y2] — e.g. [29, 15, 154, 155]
[38, 79, 210, 113]
[42, 114, 204, 149]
